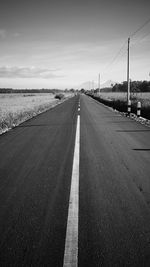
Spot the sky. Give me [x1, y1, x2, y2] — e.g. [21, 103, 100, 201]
[0, 0, 150, 89]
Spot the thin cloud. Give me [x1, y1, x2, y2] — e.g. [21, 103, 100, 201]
[0, 29, 20, 39]
[0, 29, 6, 39]
[12, 32, 21, 37]
[0, 66, 61, 79]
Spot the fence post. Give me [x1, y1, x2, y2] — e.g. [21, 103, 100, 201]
[137, 101, 141, 117]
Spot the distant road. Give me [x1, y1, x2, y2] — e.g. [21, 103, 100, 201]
[0, 94, 150, 266]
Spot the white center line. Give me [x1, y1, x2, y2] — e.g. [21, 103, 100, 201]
[63, 111, 80, 267]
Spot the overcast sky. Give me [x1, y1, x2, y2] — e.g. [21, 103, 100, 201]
[0, 0, 150, 89]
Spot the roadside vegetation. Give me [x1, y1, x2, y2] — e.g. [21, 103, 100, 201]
[55, 93, 65, 100]
[87, 92, 150, 120]
[0, 92, 72, 134]
[86, 80, 150, 120]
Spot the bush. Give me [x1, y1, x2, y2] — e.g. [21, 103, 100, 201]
[55, 93, 64, 100]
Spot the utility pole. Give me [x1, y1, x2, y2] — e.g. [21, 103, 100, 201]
[127, 37, 130, 103]
[127, 37, 131, 115]
[91, 80, 94, 95]
[92, 80, 94, 90]
[98, 73, 100, 95]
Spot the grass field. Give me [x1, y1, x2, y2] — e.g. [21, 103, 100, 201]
[92, 92, 150, 120]
[99, 92, 150, 105]
[0, 93, 71, 134]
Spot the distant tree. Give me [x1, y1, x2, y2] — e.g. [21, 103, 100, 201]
[131, 81, 139, 93]
[80, 88, 85, 94]
[70, 88, 75, 93]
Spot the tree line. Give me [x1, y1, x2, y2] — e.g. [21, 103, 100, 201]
[111, 80, 150, 93]
[0, 88, 64, 94]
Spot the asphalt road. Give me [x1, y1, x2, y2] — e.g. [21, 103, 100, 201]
[0, 96, 78, 266]
[0, 94, 150, 266]
[79, 95, 150, 267]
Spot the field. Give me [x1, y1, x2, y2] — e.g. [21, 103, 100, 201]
[91, 92, 150, 120]
[99, 92, 150, 105]
[0, 93, 70, 134]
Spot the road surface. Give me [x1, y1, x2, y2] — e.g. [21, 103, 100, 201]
[0, 94, 150, 266]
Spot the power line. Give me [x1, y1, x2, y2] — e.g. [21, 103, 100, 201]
[130, 17, 150, 38]
[102, 18, 150, 79]
[103, 40, 127, 74]
[131, 30, 150, 48]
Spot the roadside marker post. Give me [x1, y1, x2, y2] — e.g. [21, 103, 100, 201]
[137, 101, 141, 117]
[127, 100, 131, 115]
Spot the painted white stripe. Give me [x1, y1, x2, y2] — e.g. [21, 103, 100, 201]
[63, 114, 80, 267]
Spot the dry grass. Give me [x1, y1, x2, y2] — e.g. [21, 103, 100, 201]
[0, 93, 69, 134]
[99, 92, 150, 107]
[132, 93, 150, 108]
[99, 92, 127, 101]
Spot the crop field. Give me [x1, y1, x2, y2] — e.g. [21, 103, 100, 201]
[99, 92, 127, 101]
[99, 92, 150, 106]
[0, 93, 68, 134]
